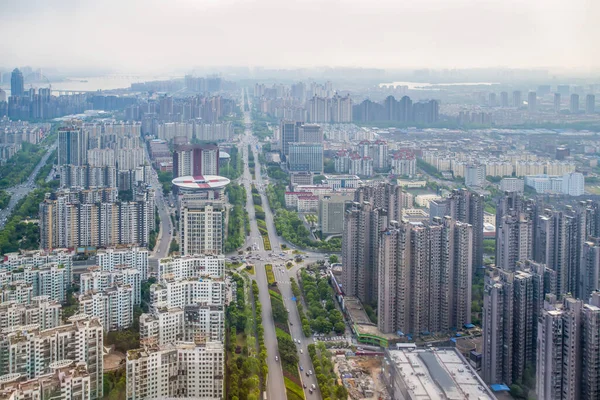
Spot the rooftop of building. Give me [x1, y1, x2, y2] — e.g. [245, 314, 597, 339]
[388, 348, 496, 400]
[172, 175, 230, 190]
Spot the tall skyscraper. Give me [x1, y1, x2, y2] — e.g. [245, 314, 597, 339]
[10, 68, 24, 97]
[513, 90, 522, 108]
[500, 91, 509, 107]
[483, 264, 550, 386]
[341, 201, 388, 305]
[297, 124, 323, 143]
[179, 199, 224, 255]
[377, 217, 472, 335]
[58, 126, 89, 166]
[570, 93, 580, 113]
[287, 142, 323, 173]
[554, 93, 562, 112]
[586, 94, 595, 114]
[536, 294, 600, 400]
[173, 144, 219, 179]
[432, 189, 485, 270]
[280, 120, 299, 156]
[495, 193, 534, 271]
[528, 91, 537, 112]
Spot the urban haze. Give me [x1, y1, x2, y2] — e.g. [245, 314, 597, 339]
[0, 1, 599, 400]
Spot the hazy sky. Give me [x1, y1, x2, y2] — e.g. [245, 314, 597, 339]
[1, 0, 598, 73]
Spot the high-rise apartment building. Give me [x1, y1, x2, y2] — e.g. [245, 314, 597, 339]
[10, 68, 24, 97]
[585, 94, 595, 114]
[96, 246, 149, 281]
[126, 341, 224, 399]
[287, 142, 323, 173]
[431, 189, 485, 271]
[39, 188, 155, 250]
[465, 163, 486, 187]
[158, 254, 225, 281]
[0, 360, 93, 399]
[342, 184, 407, 305]
[536, 294, 600, 400]
[570, 93, 580, 113]
[482, 265, 548, 386]
[377, 217, 473, 335]
[0, 296, 61, 330]
[495, 194, 534, 271]
[79, 285, 134, 331]
[554, 93, 562, 112]
[0, 315, 104, 398]
[58, 126, 89, 166]
[528, 92, 537, 112]
[513, 90, 522, 108]
[500, 91, 509, 107]
[173, 144, 220, 179]
[179, 199, 224, 255]
[318, 193, 354, 235]
[80, 265, 141, 305]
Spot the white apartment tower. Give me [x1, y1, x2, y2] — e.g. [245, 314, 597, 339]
[126, 341, 224, 400]
[180, 200, 224, 256]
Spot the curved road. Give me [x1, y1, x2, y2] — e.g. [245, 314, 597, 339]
[239, 89, 323, 400]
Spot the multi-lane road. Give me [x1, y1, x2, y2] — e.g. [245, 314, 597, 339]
[0, 140, 57, 230]
[144, 146, 174, 273]
[238, 90, 323, 399]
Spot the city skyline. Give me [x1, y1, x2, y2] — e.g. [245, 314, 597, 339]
[1, 0, 599, 73]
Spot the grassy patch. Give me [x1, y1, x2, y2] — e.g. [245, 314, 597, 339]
[265, 264, 275, 285]
[285, 377, 305, 400]
[269, 289, 283, 301]
[287, 263, 294, 270]
[245, 265, 255, 275]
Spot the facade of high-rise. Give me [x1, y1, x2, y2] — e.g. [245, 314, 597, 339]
[179, 199, 224, 256]
[585, 94, 595, 114]
[465, 163, 486, 187]
[495, 194, 534, 272]
[10, 68, 24, 97]
[297, 123, 323, 143]
[0, 360, 93, 400]
[513, 91, 522, 107]
[528, 92, 537, 112]
[0, 315, 104, 398]
[357, 140, 388, 170]
[482, 264, 551, 385]
[80, 265, 141, 305]
[280, 120, 300, 156]
[58, 126, 89, 166]
[158, 254, 225, 280]
[536, 294, 600, 400]
[173, 144, 220, 179]
[377, 217, 473, 335]
[96, 246, 149, 281]
[341, 184, 407, 305]
[39, 187, 155, 250]
[554, 93, 562, 112]
[126, 341, 224, 399]
[570, 93, 580, 113]
[0, 296, 61, 330]
[430, 189, 484, 270]
[318, 193, 354, 235]
[287, 142, 323, 173]
[500, 91, 509, 107]
[390, 150, 416, 176]
[79, 285, 134, 331]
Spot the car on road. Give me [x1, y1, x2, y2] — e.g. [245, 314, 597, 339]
[299, 366, 303, 371]
[300, 349, 303, 354]
[309, 370, 313, 375]
[311, 384, 316, 390]
[303, 384, 307, 389]
[275, 356, 278, 362]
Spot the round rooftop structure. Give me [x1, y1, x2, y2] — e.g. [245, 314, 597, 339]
[219, 151, 230, 160]
[172, 175, 231, 192]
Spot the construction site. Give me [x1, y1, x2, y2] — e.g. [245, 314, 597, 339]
[333, 354, 391, 400]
